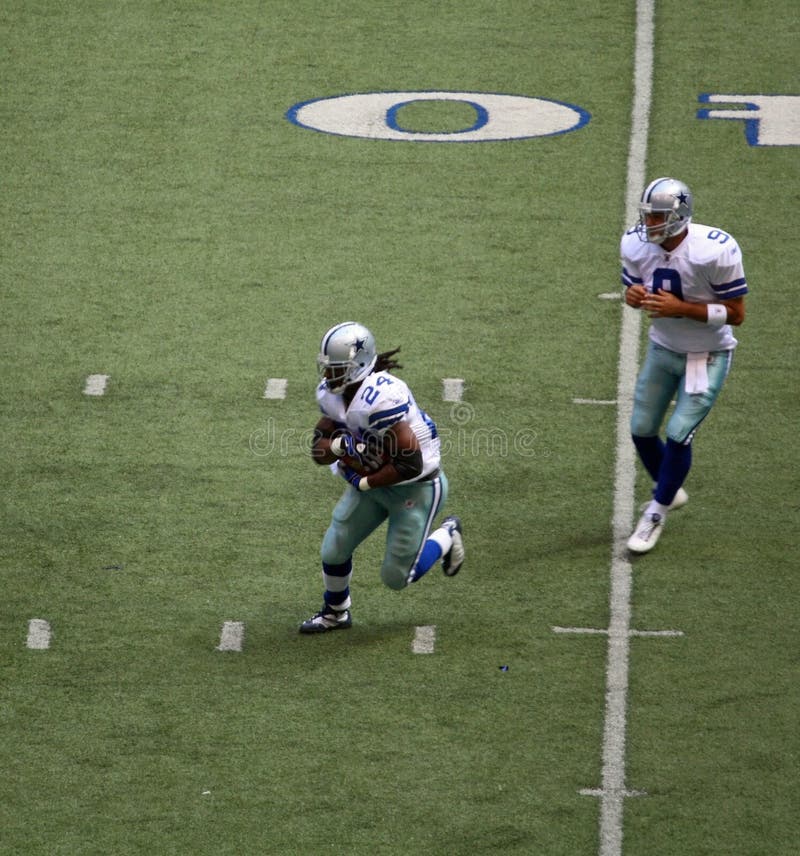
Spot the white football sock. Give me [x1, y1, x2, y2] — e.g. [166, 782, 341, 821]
[429, 527, 453, 556]
[646, 500, 670, 518]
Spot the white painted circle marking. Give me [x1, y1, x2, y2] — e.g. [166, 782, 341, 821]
[287, 91, 590, 142]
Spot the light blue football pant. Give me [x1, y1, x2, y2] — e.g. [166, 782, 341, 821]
[321, 472, 448, 590]
[631, 343, 734, 444]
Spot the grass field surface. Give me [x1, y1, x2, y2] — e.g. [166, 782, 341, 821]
[2, 2, 798, 854]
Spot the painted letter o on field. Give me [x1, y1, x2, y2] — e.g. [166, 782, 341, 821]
[286, 91, 590, 142]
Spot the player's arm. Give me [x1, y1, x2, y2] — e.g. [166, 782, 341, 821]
[718, 296, 745, 326]
[311, 416, 345, 465]
[641, 293, 745, 326]
[349, 421, 423, 490]
[339, 421, 423, 490]
[620, 249, 646, 308]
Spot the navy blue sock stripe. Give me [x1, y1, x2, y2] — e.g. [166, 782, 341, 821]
[322, 559, 352, 576]
[654, 439, 692, 506]
[632, 434, 665, 482]
[323, 559, 352, 608]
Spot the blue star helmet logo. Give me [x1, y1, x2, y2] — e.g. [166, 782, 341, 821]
[676, 192, 688, 205]
[353, 337, 366, 352]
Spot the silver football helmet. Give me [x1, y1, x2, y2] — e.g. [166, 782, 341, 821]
[317, 321, 377, 393]
[637, 177, 693, 244]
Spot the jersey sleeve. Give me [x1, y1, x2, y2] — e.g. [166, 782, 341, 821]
[367, 394, 410, 434]
[708, 239, 748, 300]
[620, 232, 644, 288]
[316, 382, 346, 426]
[362, 376, 411, 436]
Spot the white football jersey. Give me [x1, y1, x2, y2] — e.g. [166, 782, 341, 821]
[620, 222, 748, 353]
[317, 370, 441, 482]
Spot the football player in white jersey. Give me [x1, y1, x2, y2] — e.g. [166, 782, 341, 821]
[299, 321, 464, 633]
[621, 177, 747, 553]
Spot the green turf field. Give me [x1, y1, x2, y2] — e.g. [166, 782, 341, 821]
[2, 2, 798, 854]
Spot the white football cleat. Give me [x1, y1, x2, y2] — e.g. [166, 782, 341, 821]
[641, 486, 688, 512]
[441, 516, 464, 576]
[299, 605, 352, 634]
[668, 487, 689, 510]
[627, 511, 664, 554]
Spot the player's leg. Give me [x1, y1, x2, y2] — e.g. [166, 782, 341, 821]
[630, 350, 732, 554]
[660, 349, 733, 501]
[320, 488, 388, 606]
[630, 343, 683, 479]
[628, 344, 684, 554]
[421, 514, 465, 578]
[300, 489, 387, 633]
[377, 475, 450, 590]
[410, 475, 465, 580]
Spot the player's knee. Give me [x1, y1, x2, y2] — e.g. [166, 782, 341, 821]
[630, 410, 660, 435]
[381, 535, 419, 590]
[380, 561, 410, 591]
[393, 524, 420, 554]
[321, 528, 351, 565]
[665, 427, 695, 446]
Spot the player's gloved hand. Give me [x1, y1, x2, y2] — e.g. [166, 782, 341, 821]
[338, 464, 371, 491]
[359, 444, 385, 472]
[330, 433, 365, 464]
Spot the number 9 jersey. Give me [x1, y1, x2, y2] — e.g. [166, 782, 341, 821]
[316, 370, 441, 482]
[620, 222, 748, 354]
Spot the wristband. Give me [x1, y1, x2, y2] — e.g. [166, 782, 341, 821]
[706, 303, 727, 326]
[340, 464, 372, 491]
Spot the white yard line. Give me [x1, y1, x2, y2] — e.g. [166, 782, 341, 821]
[442, 378, 464, 402]
[83, 374, 109, 396]
[263, 378, 288, 399]
[597, 3, 655, 855]
[27, 619, 52, 650]
[411, 625, 436, 654]
[553, 627, 684, 638]
[216, 621, 245, 652]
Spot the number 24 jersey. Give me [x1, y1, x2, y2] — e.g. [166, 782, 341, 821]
[317, 370, 441, 482]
